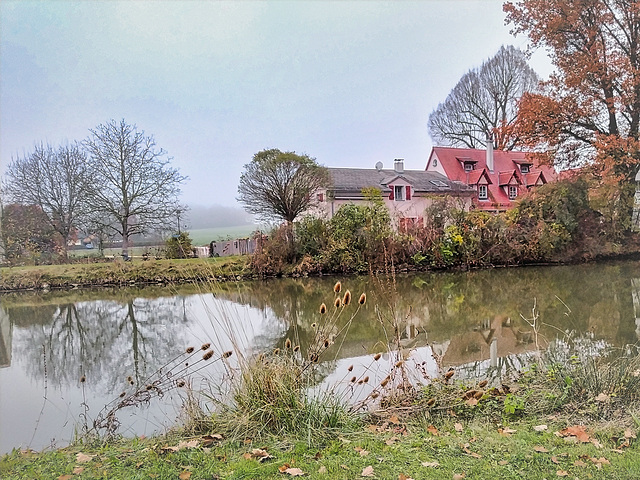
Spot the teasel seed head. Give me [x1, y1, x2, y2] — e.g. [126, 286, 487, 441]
[374, 353, 382, 361]
[311, 322, 317, 329]
[203, 350, 214, 361]
[80, 375, 86, 383]
[186, 347, 195, 354]
[146, 384, 153, 391]
[223, 350, 233, 358]
[130, 380, 135, 386]
[444, 369, 455, 380]
[127, 376, 133, 382]
[285, 338, 292, 349]
[177, 380, 186, 388]
[371, 392, 379, 399]
[310, 353, 319, 363]
[333, 297, 340, 308]
[363, 376, 369, 383]
[348, 365, 354, 372]
[201, 343, 211, 351]
[427, 398, 436, 406]
[293, 345, 300, 352]
[478, 380, 488, 388]
[380, 377, 390, 388]
[274, 348, 280, 355]
[333, 281, 342, 294]
[119, 392, 126, 398]
[395, 360, 404, 368]
[185, 362, 189, 367]
[357, 379, 364, 385]
[350, 376, 357, 383]
[319, 303, 327, 314]
[323, 339, 330, 349]
[342, 290, 351, 306]
[358, 293, 366, 305]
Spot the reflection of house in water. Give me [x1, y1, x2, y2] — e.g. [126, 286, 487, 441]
[0, 307, 11, 368]
[431, 316, 540, 368]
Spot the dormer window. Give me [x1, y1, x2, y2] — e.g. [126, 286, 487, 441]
[478, 185, 488, 200]
[508, 185, 518, 200]
[464, 163, 474, 172]
[394, 185, 405, 201]
[520, 164, 530, 174]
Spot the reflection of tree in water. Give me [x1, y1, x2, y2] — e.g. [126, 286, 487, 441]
[11, 296, 190, 394]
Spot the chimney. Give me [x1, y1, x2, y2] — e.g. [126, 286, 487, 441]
[394, 158, 404, 173]
[486, 134, 494, 172]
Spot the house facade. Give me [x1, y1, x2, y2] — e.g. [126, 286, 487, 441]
[426, 145, 557, 212]
[315, 159, 475, 229]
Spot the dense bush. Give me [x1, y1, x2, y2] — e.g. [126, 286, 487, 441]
[164, 232, 194, 259]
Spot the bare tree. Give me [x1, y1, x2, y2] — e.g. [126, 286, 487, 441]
[2, 142, 90, 257]
[83, 119, 187, 257]
[428, 45, 540, 150]
[237, 149, 329, 223]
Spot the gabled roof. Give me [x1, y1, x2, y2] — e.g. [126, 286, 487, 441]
[327, 167, 473, 197]
[467, 168, 492, 185]
[498, 170, 521, 186]
[522, 170, 547, 187]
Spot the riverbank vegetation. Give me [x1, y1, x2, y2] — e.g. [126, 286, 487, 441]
[253, 177, 640, 276]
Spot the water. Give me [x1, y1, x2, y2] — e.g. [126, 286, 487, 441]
[1, 260, 639, 454]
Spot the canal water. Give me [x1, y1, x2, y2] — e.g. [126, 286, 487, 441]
[1, 260, 639, 454]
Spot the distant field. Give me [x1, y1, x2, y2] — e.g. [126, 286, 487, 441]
[189, 225, 261, 245]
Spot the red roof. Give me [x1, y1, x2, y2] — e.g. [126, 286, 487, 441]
[427, 147, 557, 211]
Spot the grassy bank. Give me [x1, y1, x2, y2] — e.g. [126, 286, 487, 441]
[0, 256, 251, 292]
[2, 414, 639, 480]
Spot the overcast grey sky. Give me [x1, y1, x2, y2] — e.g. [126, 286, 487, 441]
[0, 0, 552, 209]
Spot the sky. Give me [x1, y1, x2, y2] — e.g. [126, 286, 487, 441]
[0, 0, 554, 210]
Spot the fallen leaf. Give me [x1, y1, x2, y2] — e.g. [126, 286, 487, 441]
[533, 424, 548, 432]
[57, 476, 73, 480]
[533, 446, 549, 453]
[498, 427, 516, 436]
[179, 472, 192, 480]
[76, 453, 96, 463]
[249, 448, 273, 462]
[453, 474, 466, 480]
[389, 415, 400, 425]
[557, 425, 591, 443]
[595, 392, 610, 402]
[427, 424, 439, 436]
[421, 461, 439, 467]
[398, 474, 414, 480]
[624, 428, 636, 439]
[590, 456, 610, 467]
[366, 425, 379, 433]
[573, 460, 587, 467]
[498, 460, 508, 465]
[551, 456, 559, 464]
[454, 422, 463, 432]
[355, 446, 370, 457]
[461, 444, 482, 459]
[465, 398, 478, 406]
[556, 470, 569, 477]
[72, 466, 84, 474]
[318, 466, 327, 474]
[361, 465, 375, 477]
[201, 434, 223, 446]
[385, 436, 399, 445]
[278, 464, 291, 473]
[283, 467, 306, 476]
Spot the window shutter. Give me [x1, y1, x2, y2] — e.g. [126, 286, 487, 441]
[406, 185, 411, 200]
[389, 185, 394, 200]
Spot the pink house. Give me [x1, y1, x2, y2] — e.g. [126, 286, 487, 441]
[426, 145, 557, 212]
[315, 159, 475, 230]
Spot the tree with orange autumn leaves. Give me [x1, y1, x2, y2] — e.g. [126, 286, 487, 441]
[504, 0, 640, 232]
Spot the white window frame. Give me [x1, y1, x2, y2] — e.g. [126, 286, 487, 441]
[478, 185, 488, 200]
[508, 185, 518, 200]
[520, 164, 530, 174]
[464, 163, 473, 172]
[394, 185, 405, 201]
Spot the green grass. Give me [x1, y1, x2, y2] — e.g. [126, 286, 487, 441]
[2, 416, 639, 479]
[189, 225, 261, 245]
[0, 256, 251, 291]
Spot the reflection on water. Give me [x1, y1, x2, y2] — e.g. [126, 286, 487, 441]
[1, 260, 640, 454]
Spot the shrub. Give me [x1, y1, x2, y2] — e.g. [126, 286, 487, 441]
[164, 232, 194, 259]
